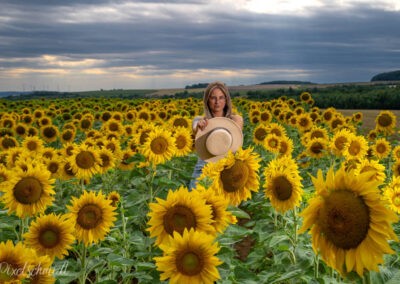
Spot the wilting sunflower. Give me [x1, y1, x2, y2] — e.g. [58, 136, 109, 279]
[154, 228, 222, 284]
[67, 144, 102, 180]
[23, 213, 75, 260]
[383, 176, 400, 214]
[343, 135, 368, 160]
[371, 138, 392, 159]
[0, 240, 36, 282]
[263, 156, 303, 213]
[375, 110, 397, 134]
[2, 165, 55, 218]
[192, 184, 237, 234]
[353, 158, 386, 182]
[66, 190, 117, 246]
[207, 148, 261, 206]
[147, 186, 214, 246]
[40, 125, 59, 143]
[140, 127, 177, 166]
[299, 166, 399, 277]
[172, 126, 193, 157]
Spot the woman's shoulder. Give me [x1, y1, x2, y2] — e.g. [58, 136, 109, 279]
[230, 114, 243, 129]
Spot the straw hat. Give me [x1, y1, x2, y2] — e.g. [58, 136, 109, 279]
[195, 117, 243, 162]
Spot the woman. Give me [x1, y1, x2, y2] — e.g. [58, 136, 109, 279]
[189, 81, 243, 189]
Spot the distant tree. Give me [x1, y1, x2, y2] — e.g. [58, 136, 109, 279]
[371, 70, 400, 81]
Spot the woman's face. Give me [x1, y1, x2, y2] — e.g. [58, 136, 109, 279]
[208, 88, 226, 116]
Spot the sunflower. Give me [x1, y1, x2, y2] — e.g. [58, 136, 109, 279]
[300, 91, 312, 102]
[22, 136, 45, 154]
[107, 191, 121, 207]
[147, 186, 214, 246]
[67, 144, 102, 180]
[278, 135, 294, 157]
[343, 135, 368, 160]
[267, 122, 287, 137]
[39, 125, 59, 144]
[101, 118, 125, 136]
[2, 165, 55, 218]
[0, 164, 11, 185]
[23, 213, 75, 260]
[329, 129, 353, 157]
[192, 185, 236, 234]
[172, 127, 193, 157]
[383, 176, 400, 214]
[263, 133, 280, 154]
[354, 158, 386, 182]
[139, 127, 176, 166]
[66, 190, 117, 246]
[0, 135, 19, 150]
[170, 115, 191, 129]
[97, 147, 116, 174]
[44, 156, 63, 179]
[0, 240, 35, 282]
[25, 251, 55, 284]
[375, 110, 397, 134]
[392, 145, 400, 161]
[14, 122, 28, 138]
[154, 228, 222, 284]
[60, 128, 76, 144]
[371, 138, 392, 159]
[296, 113, 313, 133]
[299, 166, 399, 277]
[306, 137, 328, 159]
[322, 107, 337, 124]
[392, 160, 400, 177]
[252, 124, 268, 145]
[118, 149, 136, 171]
[263, 156, 303, 213]
[206, 148, 261, 206]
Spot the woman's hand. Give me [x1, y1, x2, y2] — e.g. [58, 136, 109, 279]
[197, 118, 208, 131]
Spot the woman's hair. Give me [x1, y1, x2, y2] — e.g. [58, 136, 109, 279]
[203, 81, 233, 118]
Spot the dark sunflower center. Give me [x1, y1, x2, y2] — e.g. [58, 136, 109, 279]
[13, 177, 43, 204]
[75, 151, 95, 169]
[299, 118, 309, 127]
[377, 114, 392, 127]
[311, 131, 324, 139]
[43, 127, 57, 138]
[100, 154, 111, 168]
[77, 204, 103, 229]
[39, 227, 60, 248]
[376, 144, 386, 154]
[270, 129, 282, 137]
[81, 119, 91, 129]
[268, 138, 278, 148]
[62, 131, 73, 141]
[175, 135, 187, 149]
[47, 162, 59, 174]
[279, 142, 288, 154]
[318, 189, 370, 249]
[173, 118, 188, 128]
[176, 251, 203, 276]
[272, 176, 293, 201]
[348, 141, 361, 156]
[27, 141, 38, 151]
[150, 137, 168, 155]
[335, 137, 347, 150]
[220, 160, 249, 193]
[139, 130, 150, 145]
[163, 205, 196, 235]
[109, 122, 119, 132]
[311, 142, 323, 154]
[254, 128, 267, 141]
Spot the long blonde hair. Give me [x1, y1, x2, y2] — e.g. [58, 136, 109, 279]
[203, 81, 233, 119]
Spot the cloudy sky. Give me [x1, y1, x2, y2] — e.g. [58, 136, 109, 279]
[0, 0, 399, 91]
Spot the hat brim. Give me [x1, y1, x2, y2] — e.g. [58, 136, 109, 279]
[195, 117, 243, 163]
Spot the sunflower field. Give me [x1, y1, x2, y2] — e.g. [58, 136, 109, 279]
[0, 93, 400, 284]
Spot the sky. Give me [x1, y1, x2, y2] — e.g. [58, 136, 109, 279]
[0, 0, 399, 92]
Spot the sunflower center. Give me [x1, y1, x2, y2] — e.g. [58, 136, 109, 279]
[77, 204, 103, 229]
[2, 137, 16, 149]
[220, 160, 249, 193]
[254, 128, 267, 141]
[109, 122, 119, 132]
[319, 189, 370, 249]
[173, 118, 189, 128]
[48, 162, 59, 174]
[39, 227, 60, 248]
[176, 251, 203, 276]
[175, 135, 187, 149]
[27, 141, 39, 151]
[335, 137, 347, 150]
[150, 137, 168, 155]
[377, 114, 392, 127]
[43, 127, 57, 138]
[272, 176, 293, 201]
[81, 119, 91, 129]
[163, 205, 196, 235]
[75, 151, 95, 169]
[348, 141, 360, 156]
[100, 154, 111, 168]
[268, 138, 278, 148]
[376, 144, 386, 154]
[13, 177, 43, 204]
[311, 142, 323, 154]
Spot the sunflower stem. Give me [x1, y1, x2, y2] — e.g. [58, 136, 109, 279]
[79, 244, 88, 284]
[314, 253, 319, 279]
[19, 217, 29, 241]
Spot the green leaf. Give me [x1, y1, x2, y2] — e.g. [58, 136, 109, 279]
[106, 253, 135, 266]
[228, 206, 251, 219]
[269, 234, 290, 247]
[270, 269, 303, 284]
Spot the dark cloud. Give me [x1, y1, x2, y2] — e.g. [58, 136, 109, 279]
[0, 1, 399, 90]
